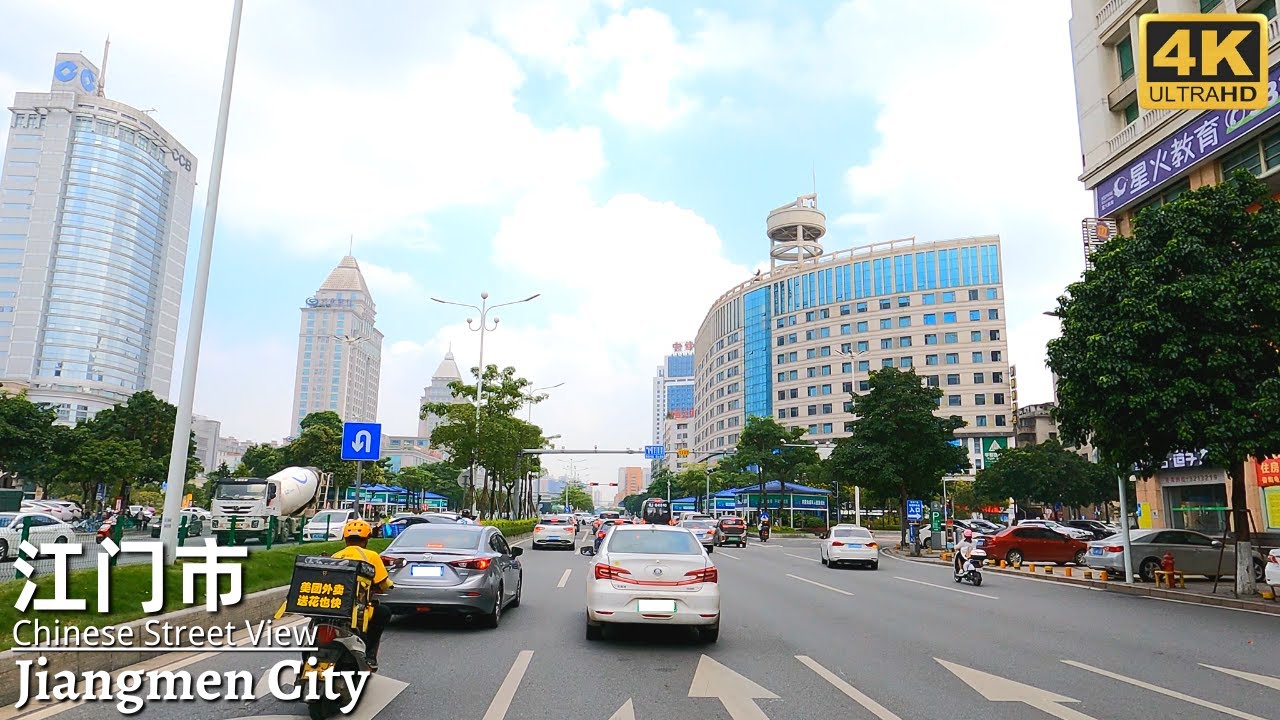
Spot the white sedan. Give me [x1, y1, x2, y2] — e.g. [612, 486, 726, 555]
[0, 512, 77, 558]
[820, 524, 880, 569]
[1266, 548, 1279, 587]
[585, 524, 720, 643]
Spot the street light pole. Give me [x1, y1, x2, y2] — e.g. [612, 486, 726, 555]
[432, 292, 540, 516]
[525, 382, 564, 423]
[837, 348, 869, 527]
[158, 0, 243, 563]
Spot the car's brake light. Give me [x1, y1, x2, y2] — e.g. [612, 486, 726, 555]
[448, 558, 492, 571]
[831, 541, 844, 547]
[534, 525, 545, 532]
[1103, 545, 1123, 553]
[866, 542, 877, 548]
[380, 555, 405, 569]
[597, 531, 606, 539]
[594, 563, 632, 581]
[1268, 554, 1279, 564]
[685, 567, 718, 583]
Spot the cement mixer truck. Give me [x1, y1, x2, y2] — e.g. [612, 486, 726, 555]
[210, 466, 326, 544]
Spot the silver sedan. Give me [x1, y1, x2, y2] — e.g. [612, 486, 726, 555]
[1085, 528, 1265, 582]
[380, 524, 524, 628]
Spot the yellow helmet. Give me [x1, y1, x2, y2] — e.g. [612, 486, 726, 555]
[342, 518, 372, 540]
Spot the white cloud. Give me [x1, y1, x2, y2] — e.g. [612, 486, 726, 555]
[192, 333, 296, 444]
[361, 262, 423, 301]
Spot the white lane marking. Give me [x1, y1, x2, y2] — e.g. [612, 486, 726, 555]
[556, 568, 572, 588]
[689, 654, 778, 720]
[607, 699, 636, 720]
[1062, 660, 1267, 720]
[482, 650, 535, 720]
[785, 553, 820, 563]
[894, 576, 998, 600]
[786, 573, 854, 596]
[797, 655, 904, 720]
[1140, 594, 1280, 617]
[1201, 664, 1280, 690]
[717, 551, 742, 560]
[938, 658, 1097, 720]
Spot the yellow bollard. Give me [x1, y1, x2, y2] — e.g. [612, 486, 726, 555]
[1028, 563, 1036, 573]
[1000, 559, 1007, 568]
[1084, 569, 1093, 580]
[1064, 567, 1072, 577]
[1045, 566, 1054, 574]
[1014, 561, 1021, 569]
[1260, 587, 1275, 600]
[1098, 570, 1109, 582]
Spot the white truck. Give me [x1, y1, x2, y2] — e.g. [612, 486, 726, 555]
[210, 466, 324, 544]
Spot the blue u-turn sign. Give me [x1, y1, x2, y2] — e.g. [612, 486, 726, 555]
[342, 422, 382, 461]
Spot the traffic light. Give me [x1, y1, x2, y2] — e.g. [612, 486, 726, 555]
[588, 482, 619, 486]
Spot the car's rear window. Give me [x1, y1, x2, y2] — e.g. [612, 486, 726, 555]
[608, 529, 703, 555]
[683, 520, 714, 528]
[389, 525, 483, 551]
[720, 518, 744, 526]
[832, 527, 872, 538]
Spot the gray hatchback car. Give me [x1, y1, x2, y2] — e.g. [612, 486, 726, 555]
[380, 524, 524, 628]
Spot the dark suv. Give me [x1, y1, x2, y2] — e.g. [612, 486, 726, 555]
[715, 516, 747, 547]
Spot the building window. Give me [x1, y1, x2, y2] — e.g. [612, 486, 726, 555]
[897, 296, 910, 307]
[926, 354, 939, 365]
[989, 329, 1001, 341]
[969, 310, 980, 321]
[995, 415, 1007, 427]
[879, 299, 891, 310]
[1123, 101, 1139, 125]
[924, 313, 937, 325]
[945, 332, 958, 344]
[922, 293, 936, 305]
[822, 403, 833, 414]
[882, 358, 893, 368]
[1117, 35, 1134, 81]
[994, 393, 1005, 404]
[971, 331, 982, 342]
[858, 360, 869, 371]
[858, 380, 869, 392]
[972, 351, 984, 363]
[841, 324, 852, 335]
[857, 340, 869, 352]
[857, 321, 868, 332]
[1199, 0, 1220, 11]
[880, 338, 893, 350]
[1132, 177, 1192, 214]
[942, 291, 956, 303]
[900, 357, 913, 368]
[948, 395, 962, 407]
[943, 312, 957, 323]
[991, 350, 1002, 361]
[899, 316, 911, 327]
[975, 394, 986, 405]
[945, 353, 959, 364]
[988, 309, 999, 320]
[856, 302, 867, 313]
[946, 374, 960, 385]
[899, 336, 912, 347]
[986, 288, 999, 300]
[993, 371, 1004, 383]
[880, 318, 892, 330]
[976, 416, 988, 427]
[974, 372, 985, 384]
[968, 289, 979, 301]
[925, 333, 938, 345]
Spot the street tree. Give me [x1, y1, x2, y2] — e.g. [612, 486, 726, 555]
[236, 444, 285, 478]
[973, 439, 1113, 515]
[733, 415, 816, 517]
[0, 392, 58, 487]
[558, 482, 594, 513]
[88, 391, 200, 502]
[60, 435, 144, 507]
[423, 364, 540, 512]
[1047, 172, 1280, 593]
[826, 367, 969, 544]
[396, 462, 465, 511]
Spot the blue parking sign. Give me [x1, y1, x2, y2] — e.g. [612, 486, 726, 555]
[906, 499, 924, 522]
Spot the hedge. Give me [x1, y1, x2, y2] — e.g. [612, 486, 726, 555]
[481, 518, 538, 537]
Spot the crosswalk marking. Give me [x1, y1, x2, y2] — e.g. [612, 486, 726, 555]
[1200, 664, 1280, 691]
[1062, 660, 1267, 720]
[797, 655, 904, 720]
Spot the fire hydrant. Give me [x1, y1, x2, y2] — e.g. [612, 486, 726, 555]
[1161, 552, 1175, 573]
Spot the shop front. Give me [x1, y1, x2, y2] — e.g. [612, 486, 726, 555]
[1135, 451, 1272, 539]
[1255, 457, 1280, 533]
[733, 481, 829, 527]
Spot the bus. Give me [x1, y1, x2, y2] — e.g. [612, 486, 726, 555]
[640, 498, 672, 525]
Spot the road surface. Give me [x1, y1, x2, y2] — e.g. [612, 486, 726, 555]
[5, 532, 1276, 720]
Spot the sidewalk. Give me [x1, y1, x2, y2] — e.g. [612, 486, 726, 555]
[881, 544, 1280, 615]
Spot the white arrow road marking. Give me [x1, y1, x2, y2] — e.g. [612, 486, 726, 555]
[894, 576, 997, 599]
[1201, 664, 1280, 690]
[482, 650, 534, 720]
[796, 655, 903, 720]
[936, 658, 1098, 720]
[607, 699, 636, 720]
[785, 553, 819, 562]
[689, 654, 778, 720]
[240, 670, 407, 720]
[786, 574, 854, 596]
[1063, 660, 1267, 720]
[557, 568, 572, 588]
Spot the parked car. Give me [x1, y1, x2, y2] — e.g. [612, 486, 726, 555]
[819, 524, 879, 569]
[977, 525, 1089, 566]
[714, 516, 747, 547]
[1016, 518, 1094, 541]
[1266, 548, 1279, 587]
[680, 518, 717, 553]
[1062, 519, 1115, 540]
[382, 514, 455, 538]
[585, 524, 719, 643]
[302, 509, 358, 542]
[0, 512, 76, 558]
[149, 508, 206, 538]
[380, 524, 523, 627]
[1085, 528, 1265, 582]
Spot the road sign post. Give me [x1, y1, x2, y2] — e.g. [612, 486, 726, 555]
[342, 422, 382, 518]
[906, 499, 924, 522]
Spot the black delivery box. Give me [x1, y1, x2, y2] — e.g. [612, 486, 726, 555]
[284, 555, 375, 618]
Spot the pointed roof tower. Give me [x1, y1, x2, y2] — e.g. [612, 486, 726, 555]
[433, 345, 461, 381]
[319, 255, 371, 295]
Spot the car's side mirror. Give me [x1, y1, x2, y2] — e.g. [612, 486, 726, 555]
[510, 546, 524, 557]
[1211, 540, 1223, 547]
[580, 546, 595, 556]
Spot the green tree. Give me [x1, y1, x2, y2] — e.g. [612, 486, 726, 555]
[732, 415, 816, 516]
[974, 439, 1112, 514]
[87, 390, 200, 502]
[60, 436, 143, 507]
[299, 411, 343, 434]
[423, 364, 539, 513]
[559, 482, 594, 513]
[236, 444, 285, 478]
[0, 392, 59, 488]
[396, 462, 465, 511]
[826, 367, 970, 544]
[1047, 172, 1280, 593]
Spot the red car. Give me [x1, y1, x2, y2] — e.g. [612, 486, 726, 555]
[977, 526, 1088, 566]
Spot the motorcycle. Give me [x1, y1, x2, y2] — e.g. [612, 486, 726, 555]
[759, 525, 770, 543]
[276, 555, 378, 720]
[954, 548, 986, 587]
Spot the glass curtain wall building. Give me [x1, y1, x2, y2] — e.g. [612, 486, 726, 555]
[694, 236, 1012, 473]
[0, 53, 197, 422]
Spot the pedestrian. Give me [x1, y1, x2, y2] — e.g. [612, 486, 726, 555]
[458, 509, 476, 525]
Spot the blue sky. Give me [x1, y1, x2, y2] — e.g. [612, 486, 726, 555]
[0, 1, 1092, 489]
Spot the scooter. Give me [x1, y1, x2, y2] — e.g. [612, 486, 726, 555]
[954, 548, 986, 587]
[759, 525, 770, 543]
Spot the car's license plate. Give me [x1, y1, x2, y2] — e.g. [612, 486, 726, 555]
[848, 543, 862, 548]
[1091, 547, 1103, 555]
[548, 537, 560, 542]
[310, 534, 325, 540]
[411, 565, 443, 577]
[637, 599, 676, 613]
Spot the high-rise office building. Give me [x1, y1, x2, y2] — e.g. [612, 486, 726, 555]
[289, 256, 383, 436]
[616, 466, 645, 503]
[692, 194, 1012, 474]
[418, 347, 463, 441]
[0, 52, 198, 422]
[652, 343, 695, 466]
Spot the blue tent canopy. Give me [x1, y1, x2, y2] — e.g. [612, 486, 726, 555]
[423, 492, 446, 500]
[733, 481, 830, 495]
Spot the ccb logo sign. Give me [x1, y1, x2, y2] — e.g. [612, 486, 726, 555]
[54, 60, 97, 93]
[1138, 13, 1268, 110]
